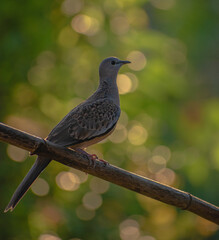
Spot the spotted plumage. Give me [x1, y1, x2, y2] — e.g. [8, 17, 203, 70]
[47, 99, 120, 147]
[5, 57, 130, 212]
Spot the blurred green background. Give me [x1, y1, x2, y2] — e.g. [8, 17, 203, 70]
[0, 0, 219, 239]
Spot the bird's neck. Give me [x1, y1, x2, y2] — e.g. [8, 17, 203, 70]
[98, 78, 120, 106]
[95, 77, 120, 106]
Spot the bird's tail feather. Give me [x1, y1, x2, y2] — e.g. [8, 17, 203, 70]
[4, 156, 51, 212]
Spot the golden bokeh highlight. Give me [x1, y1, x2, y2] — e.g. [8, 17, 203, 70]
[70, 168, 88, 183]
[76, 205, 95, 221]
[117, 74, 132, 95]
[56, 171, 80, 191]
[119, 219, 140, 240]
[82, 192, 102, 210]
[109, 123, 127, 143]
[89, 177, 110, 194]
[128, 124, 148, 145]
[71, 14, 100, 36]
[127, 51, 147, 71]
[61, 0, 83, 16]
[125, 72, 139, 92]
[7, 145, 27, 162]
[147, 155, 167, 173]
[38, 234, 61, 240]
[31, 178, 50, 196]
[153, 145, 171, 161]
[84, 6, 105, 23]
[155, 168, 176, 185]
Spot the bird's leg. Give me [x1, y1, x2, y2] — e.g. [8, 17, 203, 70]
[75, 148, 98, 160]
[75, 148, 108, 166]
[89, 154, 109, 166]
[88, 153, 109, 166]
[98, 159, 109, 166]
[74, 148, 97, 168]
[89, 154, 99, 160]
[88, 152, 109, 166]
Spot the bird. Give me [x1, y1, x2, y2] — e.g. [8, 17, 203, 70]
[4, 57, 130, 212]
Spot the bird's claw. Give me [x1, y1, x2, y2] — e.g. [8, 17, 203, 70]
[88, 154, 109, 167]
[89, 154, 98, 160]
[98, 159, 109, 166]
[87, 154, 97, 168]
[75, 148, 108, 168]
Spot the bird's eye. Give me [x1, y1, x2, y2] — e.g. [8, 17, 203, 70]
[111, 60, 116, 65]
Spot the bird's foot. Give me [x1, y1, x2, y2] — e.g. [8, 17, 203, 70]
[75, 149, 97, 168]
[89, 154, 109, 166]
[98, 159, 109, 166]
[75, 149, 108, 167]
[89, 154, 98, 160]
[87, 154, 100, 168]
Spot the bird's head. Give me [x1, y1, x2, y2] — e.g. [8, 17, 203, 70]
[99, 57, 131, 80]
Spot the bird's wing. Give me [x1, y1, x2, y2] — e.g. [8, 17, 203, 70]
[47, 99, 120, 147]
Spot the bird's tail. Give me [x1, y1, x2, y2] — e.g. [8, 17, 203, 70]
[4, 156, 51, 212]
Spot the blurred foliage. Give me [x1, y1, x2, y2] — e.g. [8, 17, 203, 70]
[0, 0, 219, 239]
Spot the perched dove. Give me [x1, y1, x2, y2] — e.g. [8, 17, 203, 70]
[5, 57, 130, 212]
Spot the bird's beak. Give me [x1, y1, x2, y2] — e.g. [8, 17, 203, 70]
[118, 60, 131, 65]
